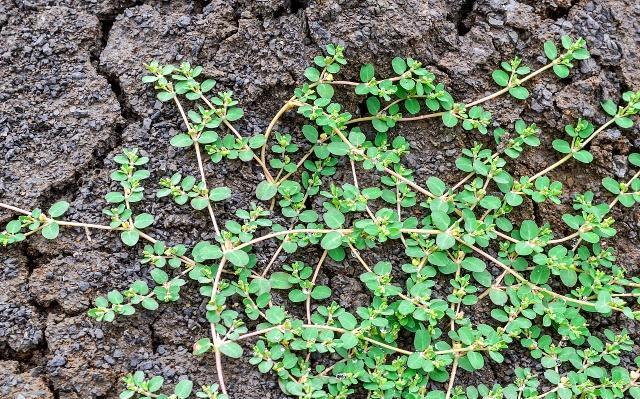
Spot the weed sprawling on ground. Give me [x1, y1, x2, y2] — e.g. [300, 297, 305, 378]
[3, 36, 640, 399]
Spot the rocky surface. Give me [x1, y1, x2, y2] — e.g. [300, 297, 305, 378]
[1, 0, 639, 398]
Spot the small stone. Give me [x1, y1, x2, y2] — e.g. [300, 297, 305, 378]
[604, 129, 621, 140]
[49, 355, 66, 367]
[176, 15, 191, 28]
[612, 155, 627, 178]
[487, 15, 504, 26]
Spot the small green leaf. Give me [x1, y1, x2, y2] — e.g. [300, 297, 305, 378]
[157, 91, 175, 102]
[602, 177, 620, 194]
[321, 231, 343, 250]
[629, 153, 640, 167]
[121, 230, 140, 246]
[553, 64, 570, 78]
[170, 134, 194, 148]
[133, 213, 154, 229]
[404, 98, 420, 114]
[509, 86, 529, 100]
[436, 232, 455, 250]
[367, 97, 381, 115]
[519, 220, 538, 240]
[491, 70, 509, 87]
[461, 257, 485, 272]
[226, 250, 249, 267]
[5, 220, 21, 234]
[559, 269, 577, 287]
[105, 192, 125, 203]
[226, 107, 244, 121]
[360, 64, 375, 82]
[489, 289, 508, 306]
[531, 265, 550, 284]
[256, 181, 278, 201]
[265, 307, 286, 324]
[311, 285, 331, 300]
[199, 131, 218, 144]
[219, 342, 243, 358]
[601, 100, 618, 116]
[337, 312, 357, 330]
[467, 351, 484, 370]
[615, 117, 634, 129]
[304, 67, 320, 82]
[573, 150, 593, 164]
[151, 268, 169, 284]
[543, 41, 557, 60]
[200, 79, 216, 93]
[193, 338, 213, 356]
[174, 380, 193, 399]
[48, 201, 70, 218]
[41, 222, 60, 239]
[442, 111, 458, 128]
[148, 376, 164, 392]
[209, 187, 232, 201]
[340, 332, 359, 349]
[392, 57, 407, 74]
[302, 125, 318, 143]
[551, 139, 571, 154]
[316, 83, 334, 99]
[324, 206, 345, 229]
[142, 298, 159, 310]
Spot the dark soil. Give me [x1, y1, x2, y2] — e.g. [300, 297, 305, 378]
[1, 0, 639, 398]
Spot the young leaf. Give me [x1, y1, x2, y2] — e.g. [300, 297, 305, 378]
[323, 206, 345, 229]
[553, 64, 570, 78]
[48, 201, 70, 218]
[316, 83, 334, 99]
[601, 100, 618, 116]
[41, 222, 60, 239]
[321, 231, 343, 250]
[519, 220, 538, 240]
[133, 213, 154, 229]
[392, 57, 407, 74]
[573, 150, 593, 163]
[209, 187, 232, 201]
[304, 67, 320, 82]
[226, 250, 249, 267]
[337, 312, 357, 330]
[442, 111, 458, 128]
[220, 342, 243, 358]
[509, 86, 529, 100]
[543, 40, 558, 60]
[492, 70, 509, 87]
[467, 351, 484, 370]
[360, 63, 375, 82]
[256, 181, 277, 201]
[121, 229, 140, 246]
[170, 134, 194, 148]
[174, 380, 193, 399]
[616, 117, 634, 129]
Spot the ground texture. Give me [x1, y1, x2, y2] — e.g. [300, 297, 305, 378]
[1, 0, 640, 398]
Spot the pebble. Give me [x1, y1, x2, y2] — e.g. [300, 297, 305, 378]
[49, 355, 67, 367]
[612, 155, 627, 178]
[176, 15, 191, 28]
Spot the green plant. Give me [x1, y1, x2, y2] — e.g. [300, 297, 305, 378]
[3, 37, 640, 399]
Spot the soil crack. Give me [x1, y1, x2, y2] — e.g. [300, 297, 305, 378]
[455, 0, 477, 36]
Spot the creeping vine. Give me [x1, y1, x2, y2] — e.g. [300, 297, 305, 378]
[3, 37, 640, 399]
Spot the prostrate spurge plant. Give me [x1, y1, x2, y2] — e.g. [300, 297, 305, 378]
[2, 37, 640, 399]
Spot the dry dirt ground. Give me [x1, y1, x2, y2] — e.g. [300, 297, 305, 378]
[1, 0, 640, 398]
